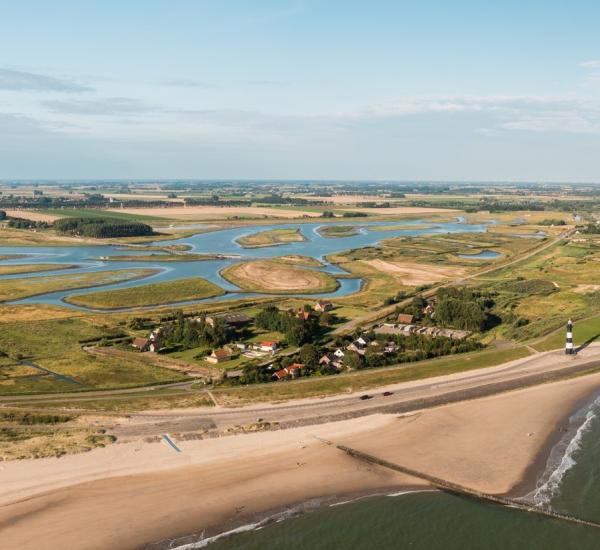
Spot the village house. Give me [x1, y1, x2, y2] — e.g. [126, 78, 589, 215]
[346, 336, 371, 355]
[314, 300, 333, 313]
[206, 347, 232, 364]
[423, 303, 435, 316]
[272, 363, 303, 380]
[256, 340, 278, 353]
[397, 313, 414, 324]
[333, 348, 345, 359]
[319, 353, 343, 370]
[132, 337, 150, 352]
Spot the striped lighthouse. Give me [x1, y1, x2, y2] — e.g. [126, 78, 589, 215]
[565, 318, 574, 355]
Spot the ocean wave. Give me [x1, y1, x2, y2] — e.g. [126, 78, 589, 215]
[172, 499, 323, 549]
[531, 396, 600, 508]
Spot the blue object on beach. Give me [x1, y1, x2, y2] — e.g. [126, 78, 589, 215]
[162, 434, 182, 453]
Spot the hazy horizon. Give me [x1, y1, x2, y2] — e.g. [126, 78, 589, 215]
[1, 0, 600, 181]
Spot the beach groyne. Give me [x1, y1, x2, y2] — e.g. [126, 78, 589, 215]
[337, 444, 600, 530]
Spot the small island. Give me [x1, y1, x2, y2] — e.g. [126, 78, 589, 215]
[221, 259, 339, 294]
[317, 225, 360, 238]
[236, 228, 306, 248]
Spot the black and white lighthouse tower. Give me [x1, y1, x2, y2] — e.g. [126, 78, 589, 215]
[565, 318, 574, 355]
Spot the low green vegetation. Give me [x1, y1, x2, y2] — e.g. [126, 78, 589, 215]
[317, 225, 360, 238]
[236, 228, 306, 248]
[0, 268, 158, 302]
[55, 217, 154, 238]
[65, 277, 226, 309]
[0, 317, 186, 394]
[0, 263, 75, 276]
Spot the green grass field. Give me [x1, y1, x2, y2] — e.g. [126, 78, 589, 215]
[531, 314, 600, 352]
[0, 317, 186, 394]
[0, 268, 158, 302]
[65, 277, 226, 309]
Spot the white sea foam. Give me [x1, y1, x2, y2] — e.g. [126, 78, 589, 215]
[531, 396, 600, 508]
[172, 500, 321, 549]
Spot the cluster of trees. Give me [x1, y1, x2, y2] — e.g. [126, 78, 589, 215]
[184, 196, 251, 207]
[435, 287, 496, 331]
[159, 311, 232, 350]
[7, 217, 50, 229]
[579, 223, 600, 234]
[538, 218, 567, 226]
[55, 217, 154, 238]
[341, 211, 368, 217]
[255, 305, 321, 346]
[353, 333, 482, 370]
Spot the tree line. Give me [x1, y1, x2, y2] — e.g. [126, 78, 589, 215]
[54, 217, 154, 238]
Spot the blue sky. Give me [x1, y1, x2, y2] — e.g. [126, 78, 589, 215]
[1, 0, 600, 181]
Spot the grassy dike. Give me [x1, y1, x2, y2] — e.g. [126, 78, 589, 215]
[212, 346, 532, 405]
[65, 277, 226, 309]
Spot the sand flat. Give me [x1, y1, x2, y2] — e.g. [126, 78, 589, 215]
[363, 259, 467, 285]
[2, 373, 600, 549]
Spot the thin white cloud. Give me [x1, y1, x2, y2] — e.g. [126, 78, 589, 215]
[41, 97, 157, 116]
[0, 68, 93, 92]
[580, 60, 600, 69]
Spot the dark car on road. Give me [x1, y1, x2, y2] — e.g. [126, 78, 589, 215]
[382, 391, 394, 397]
[359, 394, 372, 400]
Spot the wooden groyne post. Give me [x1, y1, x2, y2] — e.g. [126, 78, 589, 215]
[337, 444, 600, 529]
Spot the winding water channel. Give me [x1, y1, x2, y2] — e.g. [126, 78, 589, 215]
[0, 220, 487, 311]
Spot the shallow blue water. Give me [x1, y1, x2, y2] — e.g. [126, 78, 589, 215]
[458, 249, 502, 259]
[0, 220, 486, 310]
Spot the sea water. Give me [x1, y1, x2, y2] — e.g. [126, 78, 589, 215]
[182, 395, 600, 549]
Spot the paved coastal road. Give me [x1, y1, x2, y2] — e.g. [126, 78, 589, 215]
[109, 344, 600, 438]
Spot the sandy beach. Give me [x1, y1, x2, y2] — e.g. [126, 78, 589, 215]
[2, 372, 600, 549]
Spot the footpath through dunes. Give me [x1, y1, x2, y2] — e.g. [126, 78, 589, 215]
[3, 373, 600, 550]
[221, 259, 339, 294]
[64, 276, 226, 309]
